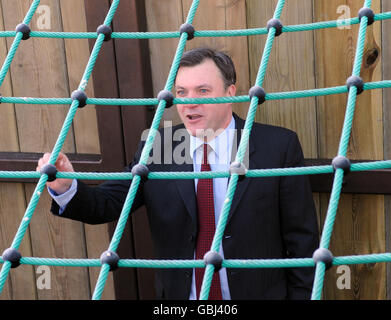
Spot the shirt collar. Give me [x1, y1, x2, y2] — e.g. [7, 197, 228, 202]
[190, 116, 235, 160]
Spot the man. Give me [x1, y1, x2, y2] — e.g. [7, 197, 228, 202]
[37, 47, 319, 300]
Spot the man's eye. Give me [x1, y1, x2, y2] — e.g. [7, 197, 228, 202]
[200, 89, 208, 94]
[176, 90, 185, 96]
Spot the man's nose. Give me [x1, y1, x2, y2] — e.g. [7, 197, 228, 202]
[185, 102, 199, 109]
[180, 93, 195, 108]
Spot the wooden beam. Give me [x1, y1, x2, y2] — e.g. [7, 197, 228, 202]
[84, 0, 138, 300]
[112, 0, 155, 300]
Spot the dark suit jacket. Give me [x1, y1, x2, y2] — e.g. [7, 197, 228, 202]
[51, 113, 319, 300]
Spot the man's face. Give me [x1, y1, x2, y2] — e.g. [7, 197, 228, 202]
[175, 59, 236, 140]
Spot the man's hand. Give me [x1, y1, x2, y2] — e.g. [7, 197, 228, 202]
[37, 152, 74, 195]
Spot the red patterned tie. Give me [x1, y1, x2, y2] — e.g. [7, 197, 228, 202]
[195, 143, 222, 300]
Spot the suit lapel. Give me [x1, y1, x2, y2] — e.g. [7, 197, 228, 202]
[226, 114, 255, 224]
[169, 128, 197, 223]
[174, 163, 197, 222]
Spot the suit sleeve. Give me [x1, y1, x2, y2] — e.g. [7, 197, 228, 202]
[279, 132, 319, 300]
[51, 141, 146, 225]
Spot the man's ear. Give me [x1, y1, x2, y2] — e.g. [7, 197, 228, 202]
[227, 84, 237, 97]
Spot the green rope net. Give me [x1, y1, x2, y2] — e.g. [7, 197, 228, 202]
[0, 0, 390, 300]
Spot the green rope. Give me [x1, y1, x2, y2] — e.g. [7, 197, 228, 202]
[3, 158, 391, 182]
[311, 0, 373, 300]
[2, 252, 391, 269]
[1, 80, 391, 107]
[0, 11, 390, 41]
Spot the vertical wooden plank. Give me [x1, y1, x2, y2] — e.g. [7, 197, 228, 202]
[0, 1, 34, 300]
[59, 0, 100, 155]
[381, 0, 391, 300]
[314, 0, 385, 299]
[113, 0, 156, 300]
[83, 224, 115, 300]
[315, 1, 383, 160]
[224, 0, 250, 120]
[25, 184, 91, 299]
[247, 0, 318, 159]
[59, 0, 114, 300]
[0, 2, 19, 152]
[145, 0, 184, 125]
[322, 193, 385, 299]
[2, 0, 76, 154]
[181, 0, 250, 120]
[83, 0, 139, 300]
[0, 183, 36, 300]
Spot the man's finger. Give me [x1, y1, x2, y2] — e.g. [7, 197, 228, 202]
[38, 157, 45, 168]
[43, 153, 51, 162]
[55, 153, 67, 167]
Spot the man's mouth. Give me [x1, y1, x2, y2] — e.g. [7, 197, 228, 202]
[187, 114, 202, 120]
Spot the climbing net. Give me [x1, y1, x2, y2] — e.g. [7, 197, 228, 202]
[1, 0, 391, 300]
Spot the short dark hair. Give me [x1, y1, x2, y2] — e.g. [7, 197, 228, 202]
[178, 47, 236, 89]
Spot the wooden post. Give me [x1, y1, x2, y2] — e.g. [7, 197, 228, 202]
[60, 0, 115, 300]
[314, 0, 385, 299]
[381, 0, 391, 300]
[112, 0, 156, 300]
